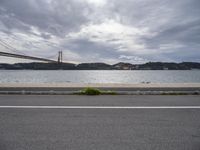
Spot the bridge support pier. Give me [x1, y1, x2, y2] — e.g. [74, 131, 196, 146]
[58, 51, 62, 63]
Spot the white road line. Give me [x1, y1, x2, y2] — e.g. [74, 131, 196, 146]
[0, 106, 200, 109]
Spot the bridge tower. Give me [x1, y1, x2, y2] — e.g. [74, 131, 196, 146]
[58, 51, 63, 63]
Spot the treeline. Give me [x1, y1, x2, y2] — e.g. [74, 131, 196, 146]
[0, 62, 200, 70]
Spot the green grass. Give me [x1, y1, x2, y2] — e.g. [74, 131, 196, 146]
[74, 88, 199, 95]
[77, 87, 116, 95]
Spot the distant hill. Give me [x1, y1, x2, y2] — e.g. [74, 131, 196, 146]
[0, 62, 76, 70]
[112, 62, 135, 70]
[0, 62, 200, 70]
[76, 63, 111, 70]
[138, 62, 200, 70]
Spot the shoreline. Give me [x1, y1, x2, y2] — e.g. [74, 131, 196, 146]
[1, 82, 200, 87]
[0, 83, 200, 95]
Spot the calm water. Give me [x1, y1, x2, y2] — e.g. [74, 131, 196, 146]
[0, 70, 200, 84]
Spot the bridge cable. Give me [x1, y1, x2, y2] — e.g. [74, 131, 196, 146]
[0, 39, 26, 55]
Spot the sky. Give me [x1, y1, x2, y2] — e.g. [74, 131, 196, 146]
[0, 0, 200, 64]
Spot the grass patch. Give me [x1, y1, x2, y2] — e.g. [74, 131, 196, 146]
[77, 87, 116, 95]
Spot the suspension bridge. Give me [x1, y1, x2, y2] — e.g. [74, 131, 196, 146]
[0, 39, 63, 63]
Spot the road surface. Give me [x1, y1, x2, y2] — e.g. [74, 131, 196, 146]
[0, 95, 200, 150]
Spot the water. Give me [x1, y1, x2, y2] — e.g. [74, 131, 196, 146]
[0, 70, 200, 84]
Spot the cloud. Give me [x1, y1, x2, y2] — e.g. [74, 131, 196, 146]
[0, 0, 200, 64]
[119, 55, 147, 64]
[0, 0, 91, 36]
[67, 19, 149, 52]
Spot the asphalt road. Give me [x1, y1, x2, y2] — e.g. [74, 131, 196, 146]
[0, 95, 200, 150]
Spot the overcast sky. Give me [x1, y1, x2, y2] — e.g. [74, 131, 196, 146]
[0, 0, 200, 64]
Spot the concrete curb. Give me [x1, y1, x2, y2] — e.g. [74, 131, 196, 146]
[0, 83, 199, 95]
[0, 90, 199, 95]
